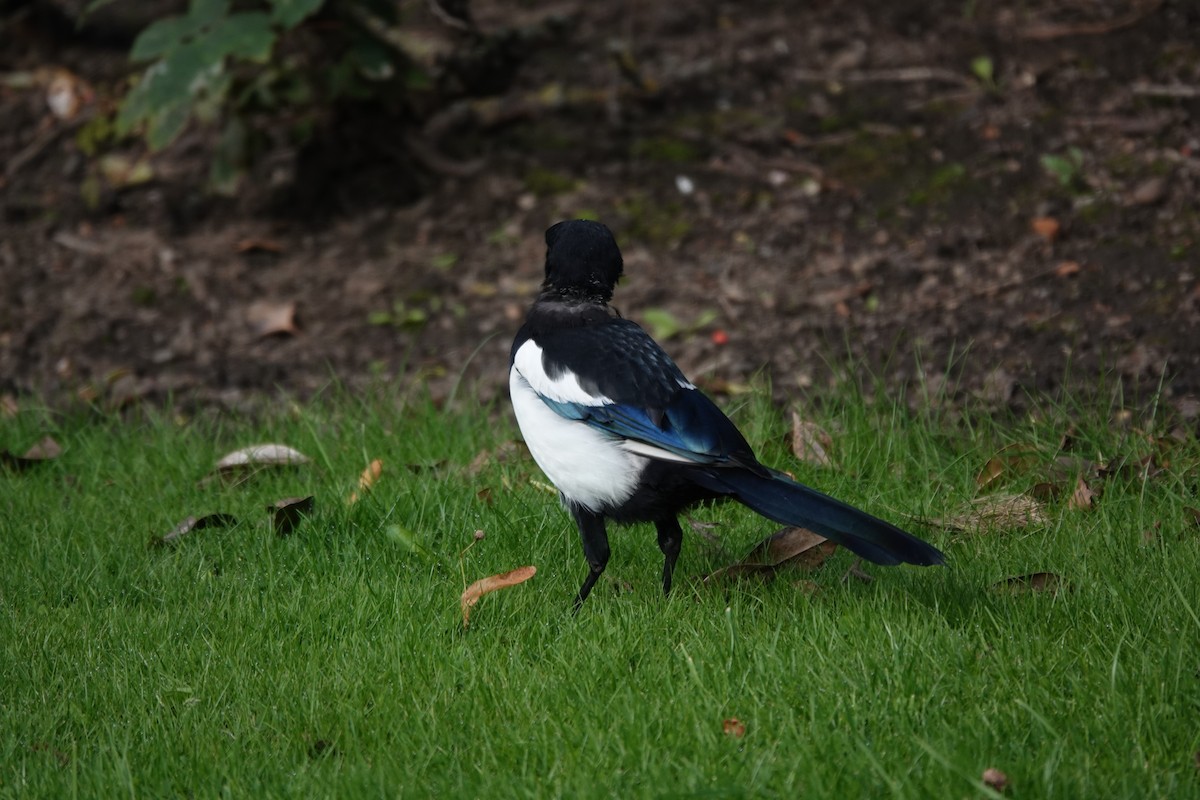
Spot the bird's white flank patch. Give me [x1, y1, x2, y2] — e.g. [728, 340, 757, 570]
[512, 340, 614, 406]
[510, 367, 643, 512]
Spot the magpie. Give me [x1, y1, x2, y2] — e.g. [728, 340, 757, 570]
[509, 219, 944, 609]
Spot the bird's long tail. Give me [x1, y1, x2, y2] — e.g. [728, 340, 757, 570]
[692, 468, 944, 566]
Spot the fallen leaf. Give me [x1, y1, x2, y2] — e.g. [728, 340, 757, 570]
[153, 513, 239, 547]
[215, 444, 310, 473]
[1031, 216, 1060, 242]
[706, 527, 837, 583]
[245, 300, 299, 337]
[975, 443, 1040, 489]
[347, 458, 383, 504]
[722, 718, 746, 738]
[1125, 176, 1167, 206]
[745, 526, 835, 568]
[933, 494, 1048, 533]
[1, 435, 63, 470]
[1067, 476, 1094, 510]
[981, 767, 1009, 792]
[461, 565, 537, 626]
[790, 411, 833, 467]
[991, 572, 1065, 595]
[1054, 260, 1081, 278]
[235, 238, 286, 254]
[270, 496, 314, 537]
[1098, 453, 1164, 483]
[1029, 481, 1061, 502]
[0, 394, 18, 418]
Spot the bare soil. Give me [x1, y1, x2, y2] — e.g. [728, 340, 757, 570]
[3, 0, 1199, 421]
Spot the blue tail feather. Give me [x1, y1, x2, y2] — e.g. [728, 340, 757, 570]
[693, 469, 944, 566]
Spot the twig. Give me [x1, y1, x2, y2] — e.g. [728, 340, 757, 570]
[402, 132, 485, 177]
[792, 67, 973, 87]
[4, 113, 90, 181]
[1067, 112, 1177, 134]
[427, 0, 474, 32]
[1131, 83, 1200, 99]
[52, 231, 110, 257]
[1018, 0, 1162, 40]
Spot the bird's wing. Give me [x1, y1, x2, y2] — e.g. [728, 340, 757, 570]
[512, 318, 762, 469]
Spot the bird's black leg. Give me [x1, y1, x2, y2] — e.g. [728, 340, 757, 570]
[571, 507, 610, 611]
[655, 517, 683, 597]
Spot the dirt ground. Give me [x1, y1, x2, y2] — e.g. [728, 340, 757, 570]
[2, 0, 1199, 421]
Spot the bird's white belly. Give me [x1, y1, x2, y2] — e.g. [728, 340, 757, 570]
[509, 368, 645, 512]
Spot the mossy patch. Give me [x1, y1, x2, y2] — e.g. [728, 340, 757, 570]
[615, 192, 691, 245]
[523, 167, 579, 197]
[629, 136, 702, 164]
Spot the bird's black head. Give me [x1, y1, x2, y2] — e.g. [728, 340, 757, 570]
[542, 219, 624, 304]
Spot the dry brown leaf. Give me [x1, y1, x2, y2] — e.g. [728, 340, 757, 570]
[348, 458, 383, 504]
[976, 443, 1040, 489]
[1, 435, 63, 470]
[246, 300, 299, 337]
[0, 394, 18, 418]
[271, 496, 314, 537]
[1068, 476, 1095, 510]
[790, 411, 833, 468]
[722, 718, 747, 738]
[461, 565, 537, 626]
[934, 494, 1048, 533]
[992, 572, 1065, 595]
[1054, 260, 1081, 278]
[1030, 216, 1060, 242]
[153, 513, 238, 547]
[706, 527, 837, 583]
[1126, 176, 1168, 206]
[1029, 481, 1061, 502]
[236, 238, 286, 254]
[746, 526, 835, 568]
[982, 767, 1009, 792]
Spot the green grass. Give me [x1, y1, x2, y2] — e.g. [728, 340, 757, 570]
[2, 385, 1199, 798]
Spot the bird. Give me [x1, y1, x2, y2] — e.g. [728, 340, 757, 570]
[508, 219, 944, 609]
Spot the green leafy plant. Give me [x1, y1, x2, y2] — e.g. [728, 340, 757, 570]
[1041, 147, 1087, 189]
[969, 55, 995, 90]
[105, 0, 568, 192]
[116, 0, 321, 150]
